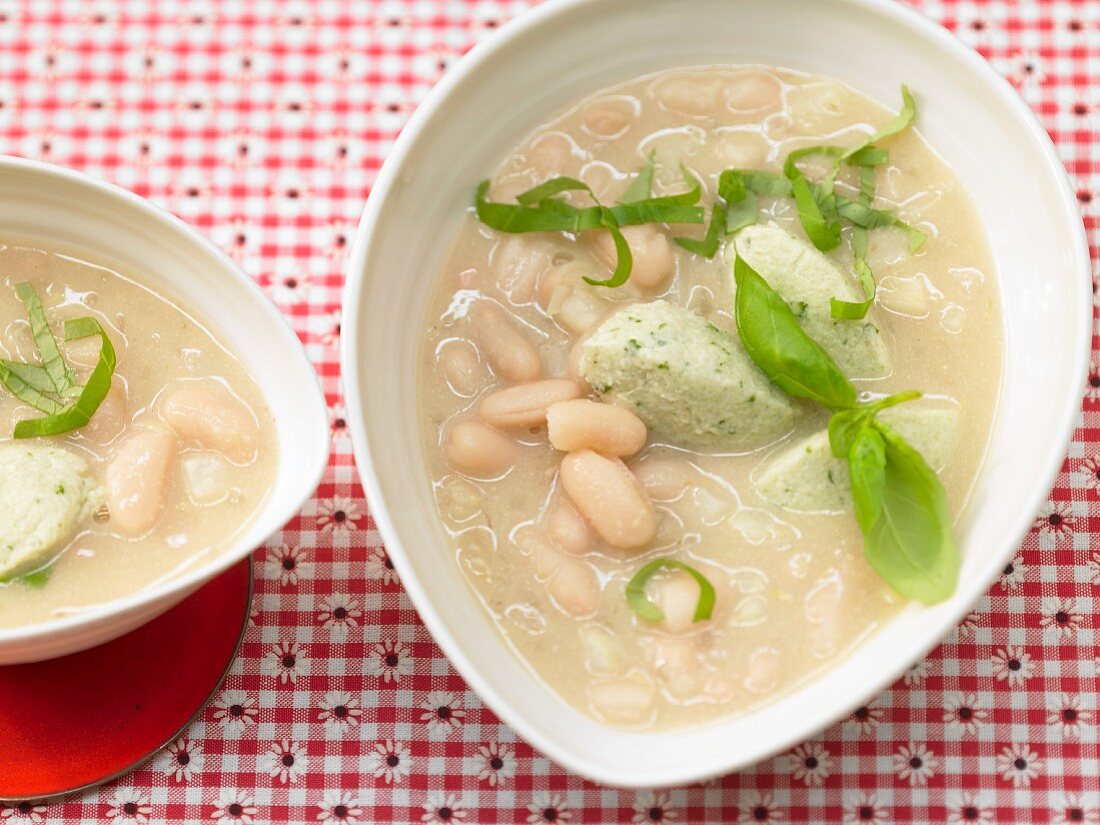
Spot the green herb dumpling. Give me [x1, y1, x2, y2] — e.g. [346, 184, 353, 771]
[754, 401, 960, 513]
[0, 445, 103, 581]
[733, 223, 892, 378]
[579, 300, 797, 450]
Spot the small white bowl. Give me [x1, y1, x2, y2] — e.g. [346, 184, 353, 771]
[342, 0, 1091, 787]
[0, 156, 329, 664]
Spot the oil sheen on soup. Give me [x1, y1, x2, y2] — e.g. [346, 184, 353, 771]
[0, 238, 277, 627]
[418, 66, 1002, 729]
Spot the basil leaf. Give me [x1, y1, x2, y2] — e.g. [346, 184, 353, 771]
[610, 199, 704, 226]
[0, 565, 53, 587]
[733, 256, 857, 410]
[828, 408, 871, 458]
[14, 282, 75, 394]
[625, 558, 716, 623]
[859, 420, 959, 604]
[13, 317, 116, 439]
[849, 84, 916, 155]
[515, 176, 595, 206]
[867, 389, 922, 414]
[848, 425, 887, 533]
[582, 210, 634, 288]
[619, 151, 656, 203]
[476, 180, 602, 233]
[675, 201, 726, 257]
[836, 197, 926, 252]
[846, 146, 889, 167]
[789, 175, 841, 252]
[0, 361, 67, 414]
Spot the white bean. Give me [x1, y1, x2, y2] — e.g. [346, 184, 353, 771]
[743, 646, 782, 695]
[547, 399, 647, 457]
[81, 382, 128, 445]
[470, 303, 542, 382]
[444, 418, 519, 477]
[546, 498, 593, 554]
[526, 133, 577, 177]
[651, 637, 703, 699]
[594, 224, 674, 290]
[654, 75, 723, 116]
[439, 341, 484, 397]
[105, 427, 178, 536]
[161, 382, 260, 463]
[587, 674, 657, 726]
[559, 450, 656, 549]
[477, 379, 583, 429]
[632, 458, 693, 501]
[583, 102, 632, 138]
[491, 236, 551, 303]
[726, 71, 782, 112]
[546, 559, 600, 618]
[653, 571, 704, 634]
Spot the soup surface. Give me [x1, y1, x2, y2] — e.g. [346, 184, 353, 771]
[0, 237, 277, 627]
[417, 66, 1003, 729]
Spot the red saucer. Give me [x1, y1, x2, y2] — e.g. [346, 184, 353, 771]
[0, 558, 252, 800]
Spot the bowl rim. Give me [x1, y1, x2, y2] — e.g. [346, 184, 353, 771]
[0, 153, 330, 646]
[341, 0, 1092, 786]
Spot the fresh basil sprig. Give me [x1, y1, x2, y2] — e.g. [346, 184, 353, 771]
[0, 283, 117, 439]
[474, 162, 704, 288]
[625, 558, 716, 623]
[732, 256, 957, 604]
[850, 420, 959, 603]
[732, 256, 856, 410]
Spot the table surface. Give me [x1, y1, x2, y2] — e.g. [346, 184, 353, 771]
[1, 0, 1098, 822]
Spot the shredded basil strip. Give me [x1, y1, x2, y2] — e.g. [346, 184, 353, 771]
[582, 210, 634, 288]
[673, 169, 791, 258]
[0, 565, 53, 587]
[675, 201, 726, 257]
[0, 361, 67, 414]
[14, 282, 75, 394]
[13, 316, 116, 439]
[625, 558, 716, 623]
[733, 256, 856, 410]
[619, 151, 656, 203]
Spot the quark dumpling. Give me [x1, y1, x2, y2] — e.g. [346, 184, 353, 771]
[580, 300, 796, 450]
[0, 446, 102, 580]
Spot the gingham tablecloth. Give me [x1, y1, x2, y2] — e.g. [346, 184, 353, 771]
[0, 0, 1097, 822]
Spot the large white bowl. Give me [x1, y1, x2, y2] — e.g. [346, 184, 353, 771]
[342, 0, 1091, 787]
[0, 156, 329, 664]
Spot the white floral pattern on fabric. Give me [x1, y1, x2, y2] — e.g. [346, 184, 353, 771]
[996, 744, 1043, 788]
[319, 690, 363, 731]
[893, 743, 939, 787]
[317, 593, 362, 642]
[842, 792, 886, 825]
[847, 702, 884, 735]
[992, 646, 1036, 685]
[211, 689, 259, 736]
[903, 658, 931, 686]
[1040, 597, 1083, 638]
[999, 554, 1026, 590]
[105, 789, 151, 825]
[364, 546, 399, 585]
[737, 791, 780, 824]
[1046, 693, 1091, 738]
[946, 792, 993, 824]
[419, 690, 466, 733]
[789, 742, 832, 787]
[266, 544, 311, 586]
[162, 737, 203, 782]
[631, 791, 679, 824]
[263, 739, 308, 784]
[1053, 793, 1100, 825]
[943, 692, 989, 736]
[364, 639, 414, 682]
[316, 497, 363, 532]
[366, 739, 412, 785]
[1033, 500, 1075, 540]
[473, 741, 516, 786]
[211, 789, 258, 825]
[420, 792, 468, 823]
[527, 793, 572, 824]
[316, 790, 363, 825]
[262, 640, 311, 684]
[0, 802, 48, 824]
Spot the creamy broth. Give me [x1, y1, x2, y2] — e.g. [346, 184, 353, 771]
[0, 238, 277, 627]
[418, 66, 1002, 729]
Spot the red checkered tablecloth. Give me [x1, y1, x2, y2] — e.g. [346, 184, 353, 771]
[0, 0, 1098, 822]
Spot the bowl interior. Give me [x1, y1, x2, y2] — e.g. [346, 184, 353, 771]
[0, 158, 329, 653]
[344, 0, 1090, 786]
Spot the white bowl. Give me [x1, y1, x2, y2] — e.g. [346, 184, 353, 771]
[342, 0, 1091, 787]
[0, 156, 329, 664]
